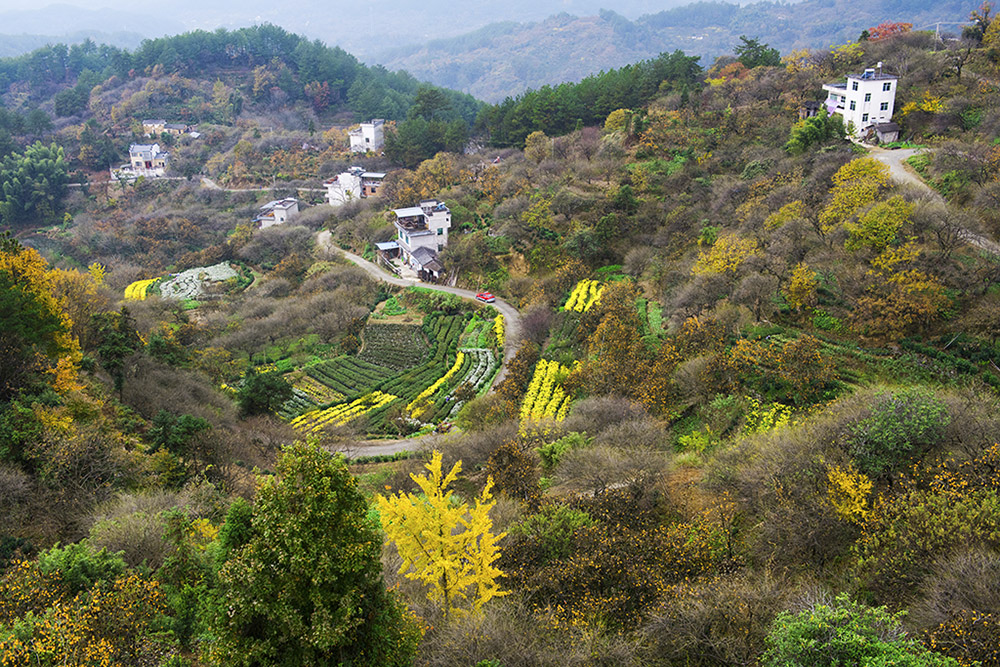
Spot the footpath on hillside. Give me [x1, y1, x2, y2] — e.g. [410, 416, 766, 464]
[868, 146, 1000, 256]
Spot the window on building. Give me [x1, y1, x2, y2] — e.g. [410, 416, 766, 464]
[436, 228, 443, 236]
[883, 82, 892, 91]
[880, 102, 889, 111]
[850, 101, 856, 110]
[852, 81, 858, 91]
[862, 113, 869, 122]
[864, 93, 871, 102]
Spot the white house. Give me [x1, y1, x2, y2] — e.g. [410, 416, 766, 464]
[391, 200, 451, 280]
[142, 119, 166, 136]
[112, 143, 169, 180]
[142, 120, 191, 137]
[349, 119, 385, 153]
[324, 167, 386, 206]
[255, 198, 299, 228]
[822, 64, 897, 138]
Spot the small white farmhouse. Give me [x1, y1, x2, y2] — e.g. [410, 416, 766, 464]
[822, 65, 897, 138]
[256, 198, 299, 228]
[349, 119, 385, 153]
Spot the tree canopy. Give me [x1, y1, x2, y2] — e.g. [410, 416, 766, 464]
[213, 441, 419, 666]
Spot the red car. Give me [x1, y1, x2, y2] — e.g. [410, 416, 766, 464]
[475, 292, 496, 303]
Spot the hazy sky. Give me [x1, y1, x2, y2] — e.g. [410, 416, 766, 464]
[0, 0, 690, 57]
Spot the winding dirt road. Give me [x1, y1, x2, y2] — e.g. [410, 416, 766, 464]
[868, 146, 1000, 256]
[316, 230, 522, 372]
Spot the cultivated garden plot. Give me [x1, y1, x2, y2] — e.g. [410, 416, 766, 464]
[305, 357, 395, 397]
[358, 324, 430, 370]
[124, 278, 159, 300]
[124, 262, 240, 301]
[563, 279, 604, 312]
[293, 375, 345, 404]
[447, 348, 499, 418]
[158, 262, 239, 299]
[290, 391, 399, 433]
[283, 312, 499, 433]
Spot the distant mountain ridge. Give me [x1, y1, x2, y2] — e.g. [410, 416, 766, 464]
[372, 0, 981, 102]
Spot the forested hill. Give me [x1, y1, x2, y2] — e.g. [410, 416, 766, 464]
[0, 24, 480, 125]
[373, 0, 980, 101]
[474, 50, 703, 148]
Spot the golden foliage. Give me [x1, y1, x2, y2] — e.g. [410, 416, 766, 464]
[818, 157, 890, 233]
[0, 244, 81, 395]
[827, 464, 873, 524]
[86, 262, 105, 285]
[784, 263, 818, 311]
[850, 242, 948, 340]
[604, 108, 629, 131]
[844, 196, 913, 253]
[0, 567, 166, 666]
[377, 451, 506, 617]
[691, 234, 760, 275]
[764, 200, 805, 231]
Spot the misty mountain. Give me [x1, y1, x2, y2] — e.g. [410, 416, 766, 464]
[0, 0, 691, 59]
[372, 0, 981, 101]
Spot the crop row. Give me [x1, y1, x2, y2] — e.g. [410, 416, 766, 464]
[294, 376, 345, 405]
[307, 357, 394, 396]
[420, 352, 475, 423]
[290, 391, 399, 433]
[495, 315, 505, 349]
[447, 348, 499, 418]
[278, 388, 317, 419]
[364, 315, 465, 429]
[563, 279, 604, 312]
[520, 359, 572, 422]
[124, 278, 158, 301]
[407, 351, 466, 417]
[358, 324, 429, 370]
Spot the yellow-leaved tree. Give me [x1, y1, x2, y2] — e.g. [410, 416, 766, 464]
[818, 157, 890, 233]
[784, 262, 819, 311]
[691, 234, 760, 275]
[377, 451, 506, 618]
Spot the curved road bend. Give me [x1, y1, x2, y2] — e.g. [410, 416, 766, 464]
[316, 231, 522, 369]
[868, 147, 1000, 256]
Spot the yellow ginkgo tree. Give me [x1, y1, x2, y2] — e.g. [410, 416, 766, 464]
[377, 450, 506, 618]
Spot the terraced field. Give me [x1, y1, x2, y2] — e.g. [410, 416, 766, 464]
[283, 313, 486, 433]
[358, 324, 429, 370]
[306, 357, 395, 396]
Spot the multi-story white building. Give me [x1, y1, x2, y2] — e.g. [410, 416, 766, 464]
[324, 166, 386, 206]
[822, 65, 897, 138]
[391, 200, 451, 280]
[349, 119, 385, 153]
